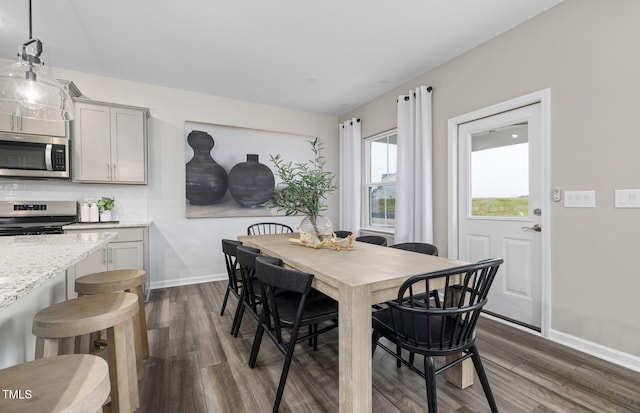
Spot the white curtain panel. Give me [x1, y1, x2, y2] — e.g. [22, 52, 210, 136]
[339, 118, 361, 234]
[395, 86, 433, 243]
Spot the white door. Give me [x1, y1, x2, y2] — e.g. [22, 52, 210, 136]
[457, 103, 543, 329]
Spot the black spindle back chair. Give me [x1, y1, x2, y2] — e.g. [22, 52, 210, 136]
[231, 245, 263, 336]
[372, 258, 503, 413]
[247, 222, 293, 235]
[220, 239, 243, 316]
[355, 235, 387, 246]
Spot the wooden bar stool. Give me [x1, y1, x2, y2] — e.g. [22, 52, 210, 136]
[32, 292, 139, 413]
[75, 269, 149, 381]
[0, 354, 110, 413]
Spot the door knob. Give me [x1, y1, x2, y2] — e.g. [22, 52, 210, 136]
[521, 224, 542, 232]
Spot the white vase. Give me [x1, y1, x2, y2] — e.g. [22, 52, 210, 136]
[299, 215, 333, 243]
[100, 210, 112, 222]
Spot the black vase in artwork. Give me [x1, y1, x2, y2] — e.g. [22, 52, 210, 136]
[228, 154, 275, 208]
[185, 130, 228, 205]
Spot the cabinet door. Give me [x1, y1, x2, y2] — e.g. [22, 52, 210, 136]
[19, 117, 66, 136]
[72, 102, 111, 182]
[74, 247, 108, 278]
[0, 114, 66, 136]
[0, 114, 17, 132]
[110, 108, 146, 183]
[108, 241, 144, 270]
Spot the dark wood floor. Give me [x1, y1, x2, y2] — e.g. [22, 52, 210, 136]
[138, 282, 640, 413]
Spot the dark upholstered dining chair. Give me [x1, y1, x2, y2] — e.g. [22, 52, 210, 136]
[372, 258, 504, 413]
[334, 230, 353, 239]
[231, 245, 263, 337]
[220, 239, 243, 317]
[249, 255, 338, 412]
[247, 222, 293, 235]
[355, 235, 387, 246]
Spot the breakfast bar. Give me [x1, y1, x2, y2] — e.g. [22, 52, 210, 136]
[0, 232, 116, 368]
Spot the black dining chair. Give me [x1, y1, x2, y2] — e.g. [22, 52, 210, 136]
[247, 222, 294, 235]
[372, 258, 504, 413]
[334, 230, 353, 239]
[249, 255, 338, 413]
[355, 235, 387, 246]
[220, 239, 243, 317]
[231, 245, 263, 337]
[389, 242, 440, 366]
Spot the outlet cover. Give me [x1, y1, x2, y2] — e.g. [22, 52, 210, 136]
[564, 190, 596, 208]
[615, 189, 640, 208]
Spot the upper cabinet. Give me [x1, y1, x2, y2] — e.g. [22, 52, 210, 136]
[0, 113, 66, 137]
[72, 100, 150, 184]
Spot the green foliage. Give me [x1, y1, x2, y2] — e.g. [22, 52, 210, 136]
[96, 196, 115, 212]
[265, 138, 337, 218]
[471, 197, 528, 217]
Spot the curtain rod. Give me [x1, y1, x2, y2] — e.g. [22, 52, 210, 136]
[341, 118, 361, 128]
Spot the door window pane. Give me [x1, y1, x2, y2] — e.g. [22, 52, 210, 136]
[470, 123, 529, 217]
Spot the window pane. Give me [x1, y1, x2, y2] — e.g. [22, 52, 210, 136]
[368, 185, 396, 229]
[369, 134, 397, 182]
[470, 123, 529, 217]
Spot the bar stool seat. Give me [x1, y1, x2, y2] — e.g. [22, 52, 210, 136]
[32, 292, 139, 413]
[75, 269, 149, 381]
[0, 354, 110, 413]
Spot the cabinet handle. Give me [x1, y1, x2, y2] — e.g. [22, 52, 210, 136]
[103, 248, 107, 265]
[107, 164, 111, 179]
[108, 248, 113, 265]
[18, 116, 23, 131]
[112, 164, 117, 180]
[10, 115, 15, 131]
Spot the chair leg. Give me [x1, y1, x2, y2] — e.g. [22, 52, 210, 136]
[372, 330, 381, 357]
[248, 312, 267, 369]
[273, 326, 301, 413]
[396, 344, 402, 368]
[470, 344, 499, 413]
[232, 290, 247, 337]
[431, 290, 441, 307]
[220, 284, 231, 316]
[424, 356, 438, 413]
[308, 325, 313, 347]
[409, 351, 416, 366]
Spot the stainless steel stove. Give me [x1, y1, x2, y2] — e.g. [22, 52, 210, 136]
[0, 201, 78, 236]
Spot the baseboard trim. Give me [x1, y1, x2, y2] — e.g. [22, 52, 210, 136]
[481, 313, 640, 373]
[549, 329, 640, 373]
[150, 273, 226, 290]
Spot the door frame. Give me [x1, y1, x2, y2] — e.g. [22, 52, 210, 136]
[447, 89, 551, 337]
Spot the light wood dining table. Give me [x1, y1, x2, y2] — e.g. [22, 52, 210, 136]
[238, 233, 473, 413]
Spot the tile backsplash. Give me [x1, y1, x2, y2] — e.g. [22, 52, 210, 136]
[0, 179, 149, 222]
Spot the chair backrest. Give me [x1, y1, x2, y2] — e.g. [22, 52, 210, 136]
[221, 239, 242, 287]
[236, 245, 262, 307]
[390, 242, 438, 256]
[388, 258, 503, 354]
[334, 230, 353, 239]
[247, 222, 294, 235]
[255, 255, 315, 343]
[356, 235, 387, 246]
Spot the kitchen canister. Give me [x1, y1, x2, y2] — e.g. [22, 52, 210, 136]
[89, 203, 99, 222]
[80, 202, 90, 222]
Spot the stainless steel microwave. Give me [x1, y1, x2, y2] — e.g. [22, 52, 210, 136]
[0, 132, 70, 179]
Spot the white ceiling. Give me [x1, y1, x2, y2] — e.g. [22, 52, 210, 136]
[0, 0, 563, 116]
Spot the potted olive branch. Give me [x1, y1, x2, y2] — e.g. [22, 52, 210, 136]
[265, 138, 337, 242]
[96, 196, 115, 222]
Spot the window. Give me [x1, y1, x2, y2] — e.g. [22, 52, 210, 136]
[364, 130, 397, 231]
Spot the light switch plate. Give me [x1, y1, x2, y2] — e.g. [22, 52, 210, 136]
[615, 189, 640, 208]
[564, 190, 596, 208]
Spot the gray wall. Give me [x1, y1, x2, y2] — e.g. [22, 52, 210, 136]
[341, 0, 640, 358]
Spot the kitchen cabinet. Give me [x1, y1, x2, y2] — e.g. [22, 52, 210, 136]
[64, 226, 149, 298]
[0, 113, 66, 136]
[71, 100, 149, 184]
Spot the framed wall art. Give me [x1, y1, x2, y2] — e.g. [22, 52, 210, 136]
[185, 121, 313, 218]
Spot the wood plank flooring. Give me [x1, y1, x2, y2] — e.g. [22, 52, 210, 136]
[138, 282, 640, 412]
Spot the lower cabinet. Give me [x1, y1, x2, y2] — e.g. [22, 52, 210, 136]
[65, 227, 148, 298]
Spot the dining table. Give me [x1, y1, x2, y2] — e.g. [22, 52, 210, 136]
[238, 233, 473, 413]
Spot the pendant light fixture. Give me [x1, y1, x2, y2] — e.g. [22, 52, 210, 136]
[0, 0, 74, 121]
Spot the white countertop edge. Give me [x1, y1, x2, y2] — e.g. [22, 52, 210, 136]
[63, 221, 151, 230]
[0, 232, 117, 311]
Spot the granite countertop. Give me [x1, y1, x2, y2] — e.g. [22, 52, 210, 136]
[0, 232, 117, 311]
[63, 221, 150, 230]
